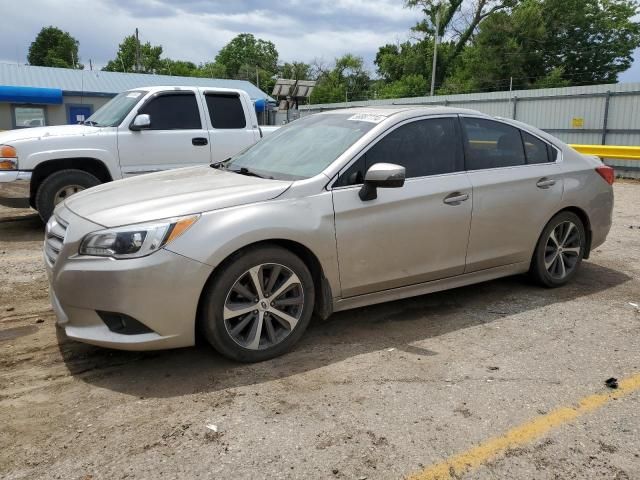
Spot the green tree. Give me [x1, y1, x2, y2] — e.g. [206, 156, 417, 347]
[442, 0, 640, 93]
[157, 59, 198, 76]
[376, 74, 429, 99]
[103, 35, 163, 73]
[310, 54, 371, 104]
[214, 34, 279, 91]
[404, 0, 517, 84]
[540, 0, 640, 84]
[28, 26, 82, 69]
[278, 62, 312, 80]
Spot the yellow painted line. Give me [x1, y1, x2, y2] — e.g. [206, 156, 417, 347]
[407, 372, 640, 480]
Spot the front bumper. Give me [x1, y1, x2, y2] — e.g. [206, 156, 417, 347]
[46, 206, 214, 351]
[0, 170, 31, 208]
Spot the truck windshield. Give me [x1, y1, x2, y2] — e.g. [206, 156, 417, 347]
[85, 91, 146, 127]
[226, 113, 380, 180]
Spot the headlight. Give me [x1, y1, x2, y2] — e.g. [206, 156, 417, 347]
[0, 145, 17, 170]
[79, 215, 198, 259]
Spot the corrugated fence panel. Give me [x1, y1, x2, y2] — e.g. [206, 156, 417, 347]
[552, 132, 602, 144]
[607, 93, 640, 130]
[517, 96, 606, 131]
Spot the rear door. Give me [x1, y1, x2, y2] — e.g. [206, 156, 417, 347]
[202, 92, 260, 163]
[332, 116, 473, 298]
[117, 90, 211, 176]
[461, 116, 563, 272]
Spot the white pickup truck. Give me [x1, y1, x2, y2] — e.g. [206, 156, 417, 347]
[0, 86, 277, 220]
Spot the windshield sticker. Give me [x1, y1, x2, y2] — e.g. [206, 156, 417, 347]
[347, 113, 386, 124]
[126, 92, 142, 98]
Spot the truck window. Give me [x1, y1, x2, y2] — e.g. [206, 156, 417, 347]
[205, 94, 247, 129]
[138, 92, 201, 130]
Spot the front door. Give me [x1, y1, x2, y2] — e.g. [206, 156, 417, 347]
[117, 90, 211, 176]
[332, 117, 473, 298]
[461, 116, 563, 272]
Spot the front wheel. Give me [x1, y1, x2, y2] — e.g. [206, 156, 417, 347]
[201, 246, 315, 362]
[530, 211, 586, 287]
[35, 169, 101, 222]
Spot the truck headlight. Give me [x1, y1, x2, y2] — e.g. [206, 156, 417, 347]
[79, 215, 198, 259]
[0, 145, 17, 170]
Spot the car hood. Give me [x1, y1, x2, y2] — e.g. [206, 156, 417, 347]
[64, 166, 292, 227]
[0, 124, 102, 144]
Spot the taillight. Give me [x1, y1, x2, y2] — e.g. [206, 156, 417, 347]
[595, 165, 615, 185]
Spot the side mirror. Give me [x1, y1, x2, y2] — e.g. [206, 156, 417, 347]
[359, 163, 405, 201]
[130, 114, 151, 131]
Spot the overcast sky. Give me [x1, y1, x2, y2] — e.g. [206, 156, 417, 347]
[2, 0, 639, 81]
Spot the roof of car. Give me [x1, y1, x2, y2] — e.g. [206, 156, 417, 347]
[316, 105, 488, 118]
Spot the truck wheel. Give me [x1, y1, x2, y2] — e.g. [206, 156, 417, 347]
[35, 169, 100, 222]
[201, 245, 315, 362]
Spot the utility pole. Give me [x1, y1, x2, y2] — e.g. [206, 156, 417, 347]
[89, 59, 93, 71]
[430, 4, 441, 96]
[135, 28, 140, 73]
[256, 66, 259, 89]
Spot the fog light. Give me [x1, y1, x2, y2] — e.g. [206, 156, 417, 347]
[97, 311, 154, 335]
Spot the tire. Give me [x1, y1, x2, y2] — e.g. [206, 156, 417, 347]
[35, 169, 101, 222]
[201, 245, 315, 362]
[530, 211, 586, 288]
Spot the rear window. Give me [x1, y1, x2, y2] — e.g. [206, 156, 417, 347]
[462, 117, 526, 170]
[522, 131, 550, 164]
[206, 94, 246, 129]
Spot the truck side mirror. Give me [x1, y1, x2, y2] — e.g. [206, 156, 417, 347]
[130, 114, 151, 131]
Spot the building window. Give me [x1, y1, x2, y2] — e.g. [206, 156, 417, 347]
[13, 106, 47, 128]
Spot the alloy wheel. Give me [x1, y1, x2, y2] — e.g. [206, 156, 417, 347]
[223, 263, 305, 350]
[54, 185, 84, 205]
[544, 220, 582, 280]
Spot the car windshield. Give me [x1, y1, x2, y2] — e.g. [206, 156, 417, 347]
[85, 91, 146, 127]
[226, 113, 380, 180]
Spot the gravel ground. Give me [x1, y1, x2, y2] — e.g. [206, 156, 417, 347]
[1, 181, 639, 480]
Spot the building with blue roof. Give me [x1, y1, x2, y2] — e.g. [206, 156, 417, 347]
[0, 63, 273, 130]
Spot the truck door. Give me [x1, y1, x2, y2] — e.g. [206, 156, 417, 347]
[202, 92, 260, 163]
[117, 90, 211, 176]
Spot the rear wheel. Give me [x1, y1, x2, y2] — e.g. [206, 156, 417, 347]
[35, 169, 100, 222]
[530, 211, 586, 287]
[201, 246, 315, 362]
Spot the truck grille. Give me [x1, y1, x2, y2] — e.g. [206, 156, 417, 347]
[44, 214, 68, 265]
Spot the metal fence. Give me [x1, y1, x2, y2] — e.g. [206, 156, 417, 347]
[296, 82, 640, 178]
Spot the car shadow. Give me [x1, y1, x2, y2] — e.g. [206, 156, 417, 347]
[0, 212, 44, 242]
[57, 261, 631, 398]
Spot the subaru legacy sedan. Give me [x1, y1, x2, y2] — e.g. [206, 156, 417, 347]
[45, 107, 614, 362]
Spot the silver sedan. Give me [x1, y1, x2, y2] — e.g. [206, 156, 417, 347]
[45, 107, 614, 362]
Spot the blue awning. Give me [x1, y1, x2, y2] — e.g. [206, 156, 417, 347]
[0, 85, 63, 104]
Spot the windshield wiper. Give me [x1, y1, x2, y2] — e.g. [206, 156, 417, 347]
[210, 158, 231, 169]
[83, 120, 99, 126]
[229, 167, 272, 179]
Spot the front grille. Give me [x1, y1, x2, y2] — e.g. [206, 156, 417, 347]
[44, 213, 68, 265]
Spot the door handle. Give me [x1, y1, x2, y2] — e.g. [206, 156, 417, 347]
[443, 192, 469, 205]
[192, 137, 208, 146]
[536, 177, 556, 189]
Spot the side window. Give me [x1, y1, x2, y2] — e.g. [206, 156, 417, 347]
[138, 93, 201, 130]
[522, 131, 550, 164]
[462, 118, 526, 170]
[335, 117, 463, 186]
[206, 94, 247, 129]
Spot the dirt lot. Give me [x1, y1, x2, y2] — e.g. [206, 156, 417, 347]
[1, 182, 639, 480]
